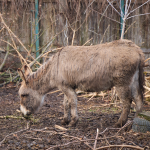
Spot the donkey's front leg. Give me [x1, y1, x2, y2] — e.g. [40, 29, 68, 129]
[69, 92, 78, 127]
[61, 95, 71, 125]
[60, 86, 78, 127]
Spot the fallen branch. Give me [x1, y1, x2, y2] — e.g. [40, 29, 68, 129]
[0, 128, 29, 146]
[47, 90, 61, 95]
[87, 92, 97, 102]
[116, 120, 133, 134]
[46, 140, 81, 150]
[0, 115, 25, 119]
[99, 127, 120, 135]
[145, 95, 150, 98]
[89, 103, 122, 110]
[0, 74, 19, 87]
[145, 76, 150, 80]
[55, 125, 67, 131]
[144, 85, 150, 91]
[78, 92, 106, 98]
[46, 133, 94, 150]
[104, 135, 110, 147]
[0, 50, 9, 71]
[21, 135, 42, 141]
[96, 144, 144, 150]
[94, 128, 99, 150]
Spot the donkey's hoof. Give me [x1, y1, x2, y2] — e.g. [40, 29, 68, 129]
[68, 121, 77, 127]
[68, 118, 78, 127]
[114, 120, 126, 128]
[61, 118, 70, 125]
[114, 122, 122, 128]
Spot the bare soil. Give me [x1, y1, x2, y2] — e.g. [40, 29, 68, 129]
[0, 85, 150, 150]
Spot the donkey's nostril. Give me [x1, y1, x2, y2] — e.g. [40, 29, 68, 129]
[26, 111, 31, 116]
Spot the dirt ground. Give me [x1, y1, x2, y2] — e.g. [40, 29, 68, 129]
[0, 85, 150, 150]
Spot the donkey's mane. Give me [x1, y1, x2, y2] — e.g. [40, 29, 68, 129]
[27, 57, 53, 83]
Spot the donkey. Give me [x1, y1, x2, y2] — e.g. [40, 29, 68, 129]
[18, 39, 145, 127]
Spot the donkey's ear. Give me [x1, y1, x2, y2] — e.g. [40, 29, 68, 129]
[24, 65, 32, 77]
[17, 68, 27, 83]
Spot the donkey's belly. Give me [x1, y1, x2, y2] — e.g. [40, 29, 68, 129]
[76, 79, 113, 92]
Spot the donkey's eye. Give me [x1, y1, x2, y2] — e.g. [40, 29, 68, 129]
[21, 94, 29, 98]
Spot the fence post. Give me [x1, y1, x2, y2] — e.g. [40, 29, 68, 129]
[35, 0, 39, 58]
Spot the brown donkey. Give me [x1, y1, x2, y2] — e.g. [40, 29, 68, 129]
[18, 39, 145, 127]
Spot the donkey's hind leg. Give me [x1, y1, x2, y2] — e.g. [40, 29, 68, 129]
[115, 86, 132, 127]
[61, 95, 71, 125]
[130, 70, 143, 116]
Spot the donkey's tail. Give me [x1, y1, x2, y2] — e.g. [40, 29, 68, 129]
[139, 53, 145, 101]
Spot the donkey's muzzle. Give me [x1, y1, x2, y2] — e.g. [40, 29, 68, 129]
[22, 111, 31, 119]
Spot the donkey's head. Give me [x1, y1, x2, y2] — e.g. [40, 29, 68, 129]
[18, 65, 44, 117]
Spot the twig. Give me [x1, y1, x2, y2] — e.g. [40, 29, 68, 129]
[99, 127, 120, 135]
[0, 39, 25, 65]
[89, 103, 122, 110]
[104, 135, 110, 147]
[1, 85, 16, 89]
[83, 38, 93, 46]
[145, 95, 150, 98]
[126, 0, 132, 15]
[21, 135, 42, 141]
[0, 75, 19, 87]
[116, 121, 133, 134]
[91, 9, 121, 25]
[47, 90, 61, 95]
[96, 144, 144, 150]
[127, 0, 150, 17]
[84, 0, 96, 14]
[106, 0, 122, 17]
[71, 30, 76, 46]
[46, 140, 80, 150]
[62, 133, 93, 149]
[0, 26, 4, 33]
[0, 128, 28, 146]
[145, 76, 150, 80]
[41, 47, 63, 57]
[0, 49, 9, 71]
[55, 125, 67, 131]
[57, 92, 63, 97]
[0, 115, 25, 119]
[87, 93, 97, 102]
[46, 133, 94, 150]
[28, 41, 56, 67]
[78, 92, 106, 98]
[127, 13, 150, 20]
[144, 85, 150, 91]
[100, 24, 110, 44]
[0, 13, 41, 66]
[144, 57, 150, 62]
[8, 70, 12, 82]
[94, 128, 99, 150]
[124, 21, 136, 35]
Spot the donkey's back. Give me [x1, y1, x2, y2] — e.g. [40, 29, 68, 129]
[54, 39, 144, 93]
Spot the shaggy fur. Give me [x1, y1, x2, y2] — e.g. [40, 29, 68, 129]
[18, 39, 145, 127]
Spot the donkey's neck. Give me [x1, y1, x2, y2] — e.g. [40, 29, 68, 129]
[27, 58, 55, 95]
